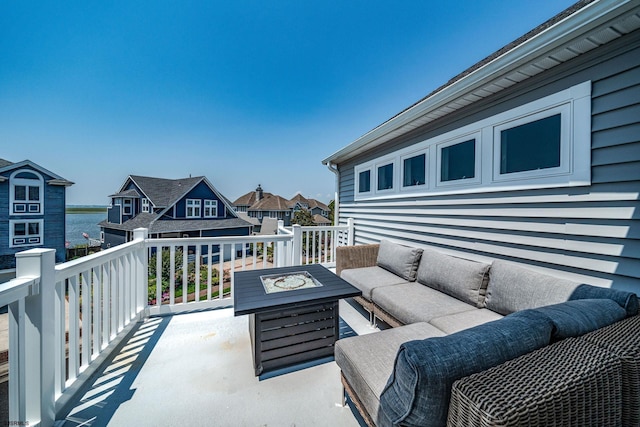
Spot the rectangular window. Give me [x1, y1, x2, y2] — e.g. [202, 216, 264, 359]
[29, 186, 40, 201]
[441, 139, 476, 182]
[500, 114, 561, 175]
[186, 199, 201, 218]
[142, 198, 150, 213]
[10, 220, 43, 247]
[123, 199, 132, 215]
[204, 200, 218, 218]
[377, 163, 394, 191]
[403, 153, 426, 187]
[358, 170, 371, 193]
[15, 185, 26, 200]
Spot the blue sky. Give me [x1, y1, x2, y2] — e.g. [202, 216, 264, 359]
[0, 1, 577, 205]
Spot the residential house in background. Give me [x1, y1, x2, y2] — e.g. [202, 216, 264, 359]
[100, 175, 252, 249]
[232, 185, 332, 230]
[0, 158, 73, 271]
[323, 0, 640, 294]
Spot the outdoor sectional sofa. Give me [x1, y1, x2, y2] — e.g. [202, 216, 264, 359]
[335, 241, 640, 427]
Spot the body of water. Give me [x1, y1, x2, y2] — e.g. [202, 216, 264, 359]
[66, 210, 107, 248]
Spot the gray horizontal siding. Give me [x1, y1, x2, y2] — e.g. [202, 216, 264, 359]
[336, 29, 640, 295]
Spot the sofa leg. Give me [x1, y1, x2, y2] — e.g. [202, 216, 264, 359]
[341, 384, 346, 407]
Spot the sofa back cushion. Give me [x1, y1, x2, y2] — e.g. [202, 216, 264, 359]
[379, 309, 554, 427]
[485, 260, 579, 315]
[377, 240, 423, 281]
[416, 248, 490, 308]
[485, 260, 639, 316]
[534, 299, 627, 341]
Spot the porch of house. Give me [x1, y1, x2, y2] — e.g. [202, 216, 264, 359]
[1, 221, 368, 426]
[59, 299, 378, 427]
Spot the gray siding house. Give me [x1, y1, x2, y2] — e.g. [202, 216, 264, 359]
[323, 0, 640, 295]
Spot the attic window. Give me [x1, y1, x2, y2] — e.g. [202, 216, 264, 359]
[142, 198, 150, 213]
[186, 199, 201, 218]
[10, 169, 43, 215]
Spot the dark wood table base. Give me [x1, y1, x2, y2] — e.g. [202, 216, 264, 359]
[250, 300, 339, 376]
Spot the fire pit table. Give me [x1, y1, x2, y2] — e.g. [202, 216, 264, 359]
[234, 264, 361, 376]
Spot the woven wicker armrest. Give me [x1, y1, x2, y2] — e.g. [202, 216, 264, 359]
[447, 337, 623, 427]
[336, 244, 380, 276]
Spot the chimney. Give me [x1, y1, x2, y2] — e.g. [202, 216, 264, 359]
[256, 184, 263, 201]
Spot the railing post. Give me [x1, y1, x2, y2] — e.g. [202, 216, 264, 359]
[276, 221, 285, 267]
[133, 228, 149, 316]
[13, 248, 56, 427]
[292, 224, 302, 266]
[347, 218, 355, 246]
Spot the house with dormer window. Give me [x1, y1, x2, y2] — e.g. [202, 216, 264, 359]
[100, 175, 252, 249]
[0, 158, 73, 270]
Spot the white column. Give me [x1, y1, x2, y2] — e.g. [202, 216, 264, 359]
[14, 248, 56, 427]
[347, 218, 355, 246]
[292, 224, 302, 266]
[133, 228, 148, 316]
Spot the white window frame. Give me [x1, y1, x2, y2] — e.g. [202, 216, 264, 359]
[375, 159, 396, 194]
[355, 166, 372, 196]
[10, 169, 44, 216]
[492, 105, 570, 183]
[436, 132, 482, 188]
[353, 81, 591, 200]
[186, 199, 201, 218]
[123, 198, 132, 215]
[204, 200, 218, 218]
[141, 198, 150, 213]
[400, 149, 429, 191]
[10, 219, 44, 248]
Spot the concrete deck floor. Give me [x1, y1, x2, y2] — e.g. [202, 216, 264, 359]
[58, 299, 380, 427]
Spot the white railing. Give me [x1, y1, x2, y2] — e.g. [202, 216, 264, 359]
[2, 220, 354, 426]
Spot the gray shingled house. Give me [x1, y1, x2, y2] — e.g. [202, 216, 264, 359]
[323, 0, 640, 295]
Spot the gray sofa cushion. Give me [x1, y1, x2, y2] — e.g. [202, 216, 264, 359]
[377, 240, 423, 281]
[534, 299, 627, 340]
[379, 309, 555, 427]
[340, 266, 409, 301]
[372, 282, 477, 325]
[428, 309, 504, 335]
[334, 322, 446, 426]
[484, 260, 580, 315]
[568, 284, 639, 317]
[417, 248, 491, 308]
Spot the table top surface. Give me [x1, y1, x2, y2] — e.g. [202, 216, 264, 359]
[233, 264, 361, 316]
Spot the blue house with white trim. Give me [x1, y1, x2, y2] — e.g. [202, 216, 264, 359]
[0, 158, 73, 270]
[100, 175, 252, 249]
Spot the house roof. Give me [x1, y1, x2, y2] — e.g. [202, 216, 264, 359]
[100, 215, 252, 233]
[233, 190, 274, 207]
[308, 199, 330, 211]
[312, 214, 331, 225]
[126, 175, 202, 208]
[248, 194, 291, 211]
[109, 189, 141, 198]
[322, 0, 640, 165]
[0, 158, 74, 186]
[288, 193, 310, 208]
[236, 212, 261, 227]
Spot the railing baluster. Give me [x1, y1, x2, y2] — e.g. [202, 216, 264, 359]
[81, 270, 90, 369]
[219, 243, 225, 300]
[68, 275, 79, 382]
[156, 246, 162, 307]
[102, 262, 110, 349]
[207, 244, 212, 300]
[55, 280, 65, 396]
[182, 244, 188, 303]
[92, 267, 101, 360]
[169, 246, 176, 305]
[195, 244, 201, 302]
